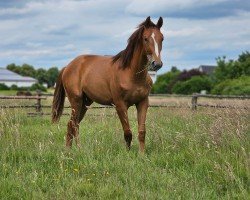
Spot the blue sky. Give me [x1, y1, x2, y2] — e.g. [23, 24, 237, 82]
[0, 0, 249, 74]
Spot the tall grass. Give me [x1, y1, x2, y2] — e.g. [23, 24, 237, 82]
[0, 107, 249, 199]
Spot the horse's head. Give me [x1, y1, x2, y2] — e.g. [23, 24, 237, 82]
[142, 16, 164, 71]
[112, 16, 164, 70]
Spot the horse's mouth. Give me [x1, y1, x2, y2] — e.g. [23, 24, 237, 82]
[147, 55, 162, 71]
[148, 61, 163, 71]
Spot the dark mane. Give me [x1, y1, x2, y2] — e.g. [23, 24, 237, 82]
[112, 19, 157, 68]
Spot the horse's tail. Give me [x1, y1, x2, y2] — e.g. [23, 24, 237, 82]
[52, 67, 66, 123]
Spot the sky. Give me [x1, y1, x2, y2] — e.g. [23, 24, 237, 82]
[0, 0, 249, 74]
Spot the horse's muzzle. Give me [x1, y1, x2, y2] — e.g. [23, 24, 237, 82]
[150, 61, 163, 71]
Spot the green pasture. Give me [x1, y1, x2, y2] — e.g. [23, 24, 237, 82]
[0, 105, 249, 199]
[0, 90, 19, 96]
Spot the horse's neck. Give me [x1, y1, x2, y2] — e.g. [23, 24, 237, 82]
[130, 47, 148, 81]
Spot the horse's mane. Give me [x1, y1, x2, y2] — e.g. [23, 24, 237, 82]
[112, 19, 157, 68]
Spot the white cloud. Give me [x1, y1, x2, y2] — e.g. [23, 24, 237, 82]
[166, 27, 205, 37]
[0, 0, 249, 73]
[126, 0, 229, 16]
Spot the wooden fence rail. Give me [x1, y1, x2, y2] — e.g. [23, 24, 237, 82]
[0, 90, 46, 111]
[191, 93, 250, 110]
[0, 92, 250, 116]
[0, 96, 46, 100]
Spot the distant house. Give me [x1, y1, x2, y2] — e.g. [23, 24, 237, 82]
[0, 68, 37, 87]
[198, 65, 216, 75]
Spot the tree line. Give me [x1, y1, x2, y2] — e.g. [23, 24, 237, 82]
[0, 63, 60, 91]
[152, 51, 250, 95]
[0, 63, 59, 91]
[6, 63, 59, 88]
[1, 51, 249, 95]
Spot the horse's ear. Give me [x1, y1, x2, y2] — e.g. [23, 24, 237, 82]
[157, 17, 163, 29]
[145, 16, 151, 27]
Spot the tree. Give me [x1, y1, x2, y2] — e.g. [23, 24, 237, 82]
[20, 64, 36, 78]
[172, 76, 212, 94]
[7, 63, 36, 78]
[211, 76, 250, 95]
[238, 51, 250, 76]
[0, 83, 9, 90]
[214, 51, 250, 83]
[30, 83, 47, 92]
[175, 69, 205, 82]
[36, 68, 48, 84]
[46, 67, 59, 87]
[238, 51, 250, 63]
[170, 66, 178, 73]
[152, 67, 180, 93]
[6, 63, 20, 74]
[6, 63, 60, 88]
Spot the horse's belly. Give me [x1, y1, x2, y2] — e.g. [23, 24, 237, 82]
[83, 83, 113, 105]
[90, 95, 113, 105]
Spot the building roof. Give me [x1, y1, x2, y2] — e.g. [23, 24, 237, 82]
[0, 67, 37, 82]
[198, 65, 216, 75]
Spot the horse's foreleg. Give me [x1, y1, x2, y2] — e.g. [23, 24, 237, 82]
[136, 98, 149, 153]
[115, 103, 132, 149]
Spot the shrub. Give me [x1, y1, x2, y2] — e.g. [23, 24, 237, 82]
[211, 76, 250, 95]
[10, 84, 18, 90]
[30, 83, 47, 92]
[172, 76, 212, 94]
[152, 69, 180, 93]
[0, 83, 10, 90]
[175, 69, 205, 82]
[17, 86, 30, 91]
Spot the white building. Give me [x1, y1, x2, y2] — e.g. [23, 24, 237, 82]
[0, 68, 38, 87]
[198, 65, 216, 75]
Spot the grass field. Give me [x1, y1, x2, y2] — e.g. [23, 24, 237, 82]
[0, 102, 249, 199]
[0, 90, 19, 96]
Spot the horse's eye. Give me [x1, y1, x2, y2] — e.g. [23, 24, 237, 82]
[144, 38, 148, 42]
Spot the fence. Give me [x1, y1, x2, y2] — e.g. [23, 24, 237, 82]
[0, 91, 249, 116]
[191, 93, 250, 110]
[0, 91, 46, 113]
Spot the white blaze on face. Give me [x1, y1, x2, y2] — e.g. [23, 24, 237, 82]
[151, 32, 159, 57]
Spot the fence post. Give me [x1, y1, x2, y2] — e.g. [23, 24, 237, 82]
[191, 94, 198, 110]
[36, 90, 42, 113]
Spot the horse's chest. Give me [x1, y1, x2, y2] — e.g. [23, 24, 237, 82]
[121, 83, 149, 103]
[131, 87, 148, 98]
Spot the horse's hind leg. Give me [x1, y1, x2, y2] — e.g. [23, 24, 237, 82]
[66, 96, 83, 148]
[75, 97, 93, 146]
[66, 94, 93, 148]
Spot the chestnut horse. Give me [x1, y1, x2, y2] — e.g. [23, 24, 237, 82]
[52, 16, 164, 152]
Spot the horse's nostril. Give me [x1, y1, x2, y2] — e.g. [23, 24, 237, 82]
[155, 61, 162, 67]
[150, 61, 162, 71]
